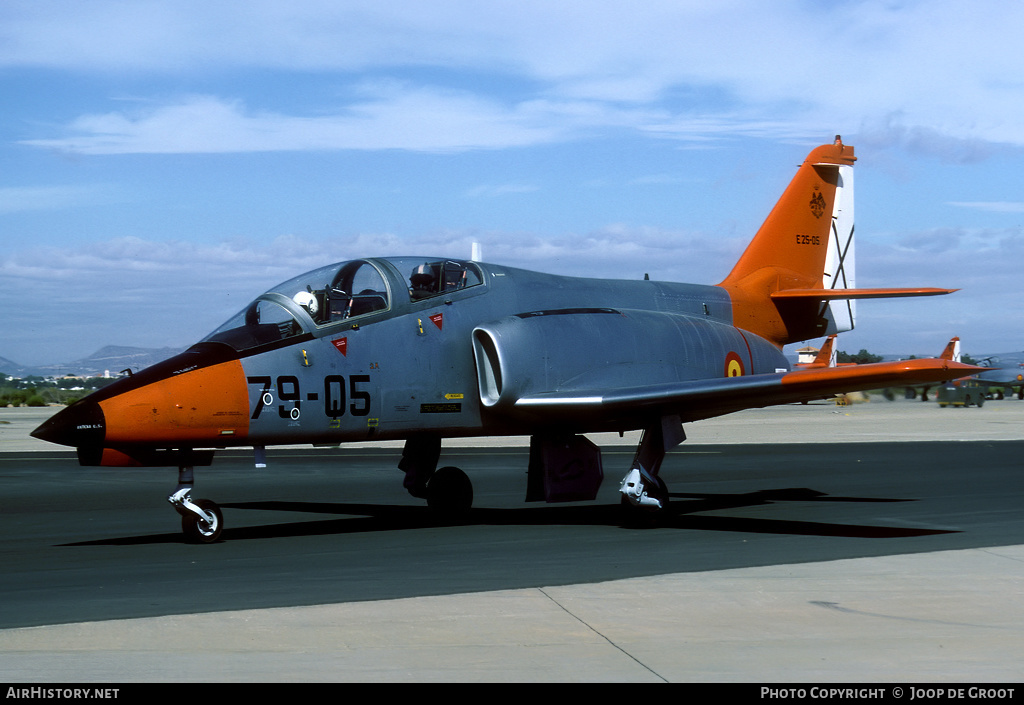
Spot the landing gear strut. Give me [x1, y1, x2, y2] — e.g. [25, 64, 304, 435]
[619, 415, 684, 525]
[168, 465, 224, 543]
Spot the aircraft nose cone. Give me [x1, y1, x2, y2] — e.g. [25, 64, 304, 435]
[31, 400, 106, 448]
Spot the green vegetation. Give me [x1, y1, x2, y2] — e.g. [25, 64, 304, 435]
[0, 372, 120, 407]
[836, 348, 883, 364]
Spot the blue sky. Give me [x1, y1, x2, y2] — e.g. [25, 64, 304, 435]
[3, 0, 1024, 366]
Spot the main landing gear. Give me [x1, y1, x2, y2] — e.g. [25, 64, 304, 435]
[399, 419, 684, 526]
[618, 415, 684, 525]
[168, 465, 224, 543]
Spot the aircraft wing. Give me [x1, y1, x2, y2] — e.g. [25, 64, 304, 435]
[770, 287, 956, 301]
[513, 358, 987, 424]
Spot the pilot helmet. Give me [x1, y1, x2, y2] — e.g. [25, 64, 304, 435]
[411, 263, 435, 286]
[293, 291, 319, 315]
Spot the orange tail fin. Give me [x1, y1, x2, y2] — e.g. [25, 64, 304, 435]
[813, 334, 837, 367]
[939, 336, 961, 362]
[718, 137, 952, 347]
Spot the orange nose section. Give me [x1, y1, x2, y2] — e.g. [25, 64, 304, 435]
[100, 359, 250, 445]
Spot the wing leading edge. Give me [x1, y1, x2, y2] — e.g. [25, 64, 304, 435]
[770, 287, 956, 301]
[513, 358, 987, 424]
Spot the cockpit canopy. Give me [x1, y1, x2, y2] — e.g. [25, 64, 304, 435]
[203, 257, 482, 352]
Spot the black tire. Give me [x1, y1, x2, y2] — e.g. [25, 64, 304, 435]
[426, 466, 473, 515]
[182, 499, 224, 543]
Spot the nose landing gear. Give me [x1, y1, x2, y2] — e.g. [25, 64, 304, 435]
[168, 465, 224, 543]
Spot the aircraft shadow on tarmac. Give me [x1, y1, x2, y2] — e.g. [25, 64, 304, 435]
[59, 487, 956, 546]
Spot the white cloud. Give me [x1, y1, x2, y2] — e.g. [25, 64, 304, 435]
[9, 1, 1024, 152]
[13, 90, 840, 157]
[19, 91, 569, 155]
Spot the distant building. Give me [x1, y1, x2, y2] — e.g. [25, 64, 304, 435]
[796, 345, 820, 366]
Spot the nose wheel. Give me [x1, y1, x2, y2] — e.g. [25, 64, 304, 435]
[169, 466, 224, 543]
[179, 496, 224, 543]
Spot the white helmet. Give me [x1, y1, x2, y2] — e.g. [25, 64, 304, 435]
[293, 291, 318, 315]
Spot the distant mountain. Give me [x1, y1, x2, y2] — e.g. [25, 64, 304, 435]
[0, 346, 184, 378]
[0, 356, 27, 377]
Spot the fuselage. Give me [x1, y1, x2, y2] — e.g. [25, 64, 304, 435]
[973, 353, 1024, 387]
[32, 256, 791, 462]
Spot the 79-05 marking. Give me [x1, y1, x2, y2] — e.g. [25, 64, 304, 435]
[247, 375, 372, 420]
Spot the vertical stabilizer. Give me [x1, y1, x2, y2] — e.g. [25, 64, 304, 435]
[718, 137, 856, 346]
[794, 335, 838, 369]
[717, 138, 952, 348]
[939, 337, 961, 362]
[815, 334, 838, 368]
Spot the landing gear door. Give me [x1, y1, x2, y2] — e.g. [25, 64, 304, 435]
[526, 435, 604, 503]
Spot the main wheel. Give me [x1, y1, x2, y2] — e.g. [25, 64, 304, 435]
[426, 466, 473, 515]
[182, 499, 224, 543]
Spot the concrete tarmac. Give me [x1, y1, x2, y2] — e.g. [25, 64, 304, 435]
[2, 397, 1023, 682]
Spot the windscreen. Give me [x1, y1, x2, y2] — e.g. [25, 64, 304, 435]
[202, 260, 391, 351]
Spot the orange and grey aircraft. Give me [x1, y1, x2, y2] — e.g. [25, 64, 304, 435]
[32, 137, 983, 542]
[930, 338, 1024, 400]
[966, 350, 1024, 400]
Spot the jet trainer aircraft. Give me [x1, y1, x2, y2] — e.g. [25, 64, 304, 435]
[970, 352, 1024, 399]
[33, 137, 983, 542]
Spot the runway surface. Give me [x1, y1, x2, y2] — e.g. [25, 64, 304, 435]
[2, 399, 1024, 681]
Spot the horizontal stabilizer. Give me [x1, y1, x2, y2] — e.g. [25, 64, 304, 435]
[771, 287, 956, 301]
